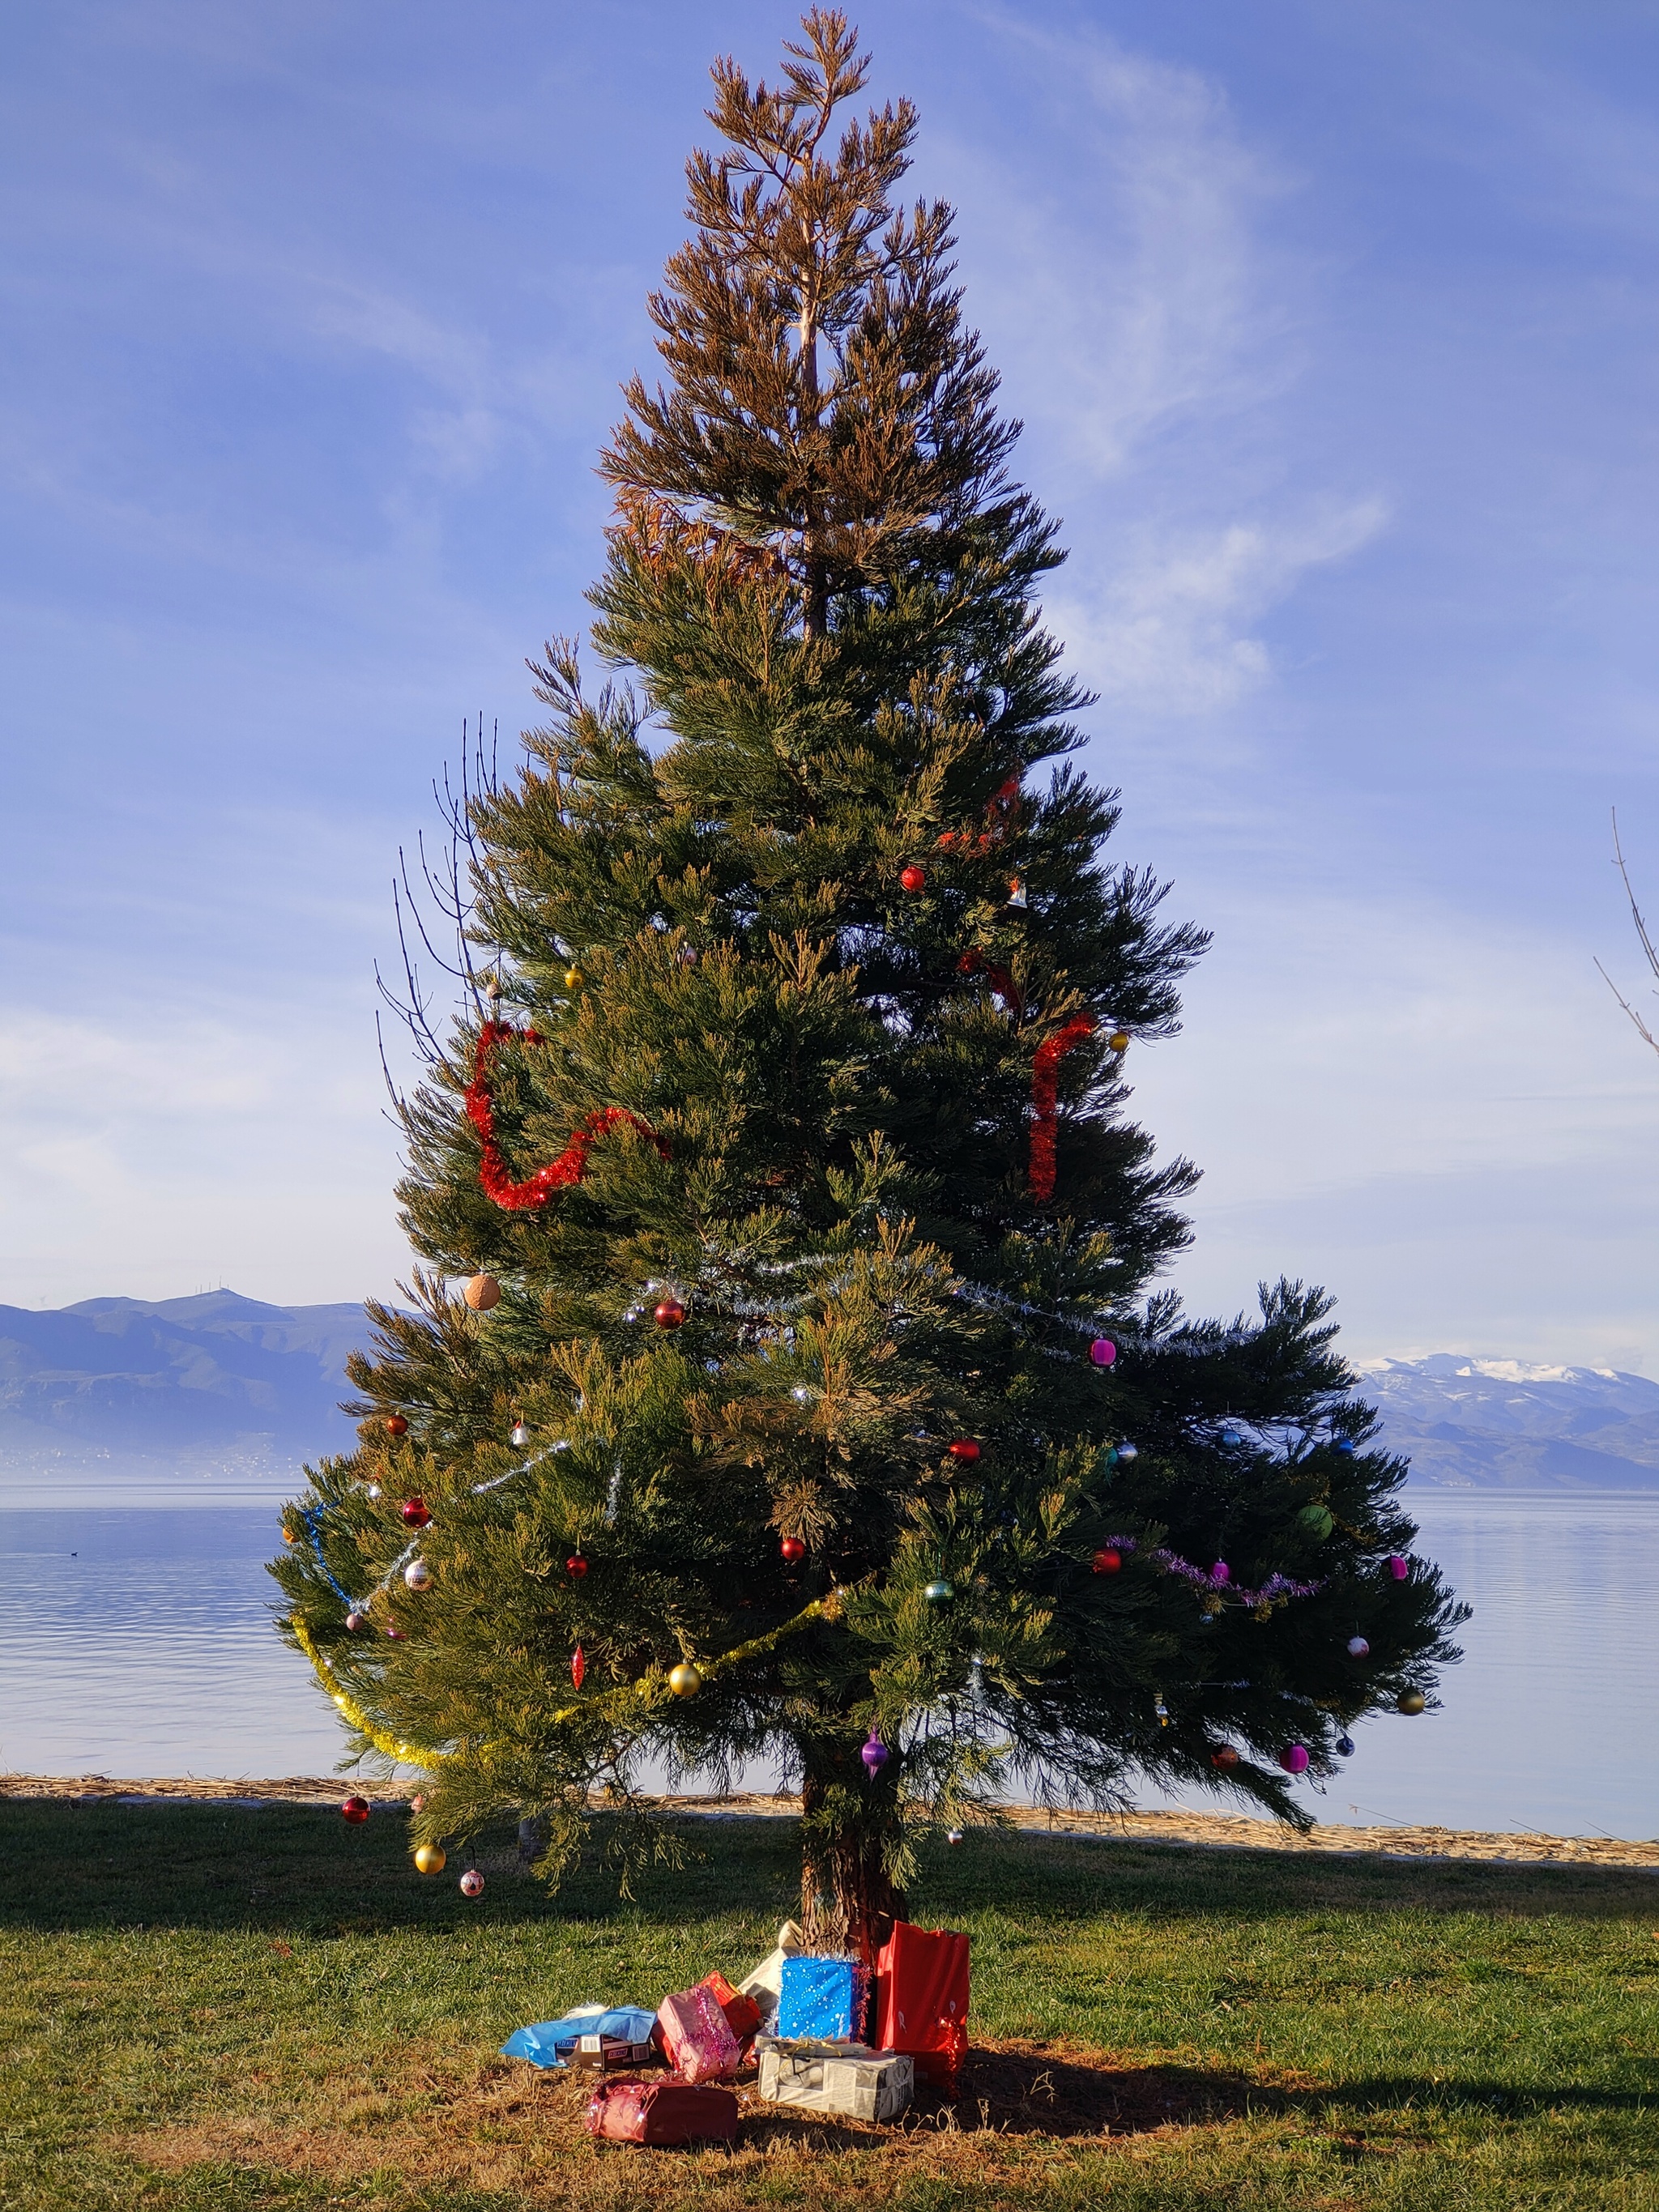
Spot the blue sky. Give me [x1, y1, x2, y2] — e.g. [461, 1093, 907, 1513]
[4, 1, 1659, 1367]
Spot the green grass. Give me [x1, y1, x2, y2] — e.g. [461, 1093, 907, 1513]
[1, 1799, 1655, 2209]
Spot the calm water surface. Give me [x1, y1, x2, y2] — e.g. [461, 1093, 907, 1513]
[2, 1490, 1654, 1836]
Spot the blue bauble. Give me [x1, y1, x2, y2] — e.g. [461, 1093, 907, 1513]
[1336, 1734, 1356, 1758]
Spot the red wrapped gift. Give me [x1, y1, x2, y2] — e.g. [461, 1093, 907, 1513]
[699, 1968, 763, 2044]
[874, 1920, 970, 2092]
[657, 1982, 741, 2083]
[585, 2077, 740, 2145]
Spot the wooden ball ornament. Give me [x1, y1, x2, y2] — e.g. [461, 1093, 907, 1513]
[385, 1415, 409, 1437]
[464, 1273, 501, 1312]
[413, 1843, 446, 1875]
[668, 1661, 703, 1697]
[341, 1795, 371, 1823]
[1397, 1690, 1426, 1716]
[654, 1298, 686, 1330]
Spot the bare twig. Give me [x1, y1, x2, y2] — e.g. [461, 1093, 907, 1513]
[1598, 808, 1659, 1057]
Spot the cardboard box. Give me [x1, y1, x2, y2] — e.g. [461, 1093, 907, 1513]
[756, 2039, 914, 2123]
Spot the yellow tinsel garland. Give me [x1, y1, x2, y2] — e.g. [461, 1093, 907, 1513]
[292, 1583, 849, 1767]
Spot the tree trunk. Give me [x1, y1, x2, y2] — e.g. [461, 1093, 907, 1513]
[798, 1745, 905, 1964]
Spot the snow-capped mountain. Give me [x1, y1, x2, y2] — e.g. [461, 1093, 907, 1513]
[1357, 1353, 1659, 1489]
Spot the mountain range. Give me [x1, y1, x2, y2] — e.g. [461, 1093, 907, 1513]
[0, 1291, 367, 1490]
[2, 1293, 1656, 1491]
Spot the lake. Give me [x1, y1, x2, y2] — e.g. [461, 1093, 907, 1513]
[2, 1490, 1654, 1838]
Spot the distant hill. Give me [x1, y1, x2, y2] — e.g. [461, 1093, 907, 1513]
[1359, 1354, 1659, 1489]
[0, 1290, 371, 1490]
[3, 1295, 1655, 1494]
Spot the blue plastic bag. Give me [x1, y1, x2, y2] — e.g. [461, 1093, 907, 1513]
[501, 2004, 659, 2068]
[776, 1954, 869, 2042]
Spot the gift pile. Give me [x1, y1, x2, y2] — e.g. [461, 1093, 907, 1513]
[501, 1916, 970, 2148]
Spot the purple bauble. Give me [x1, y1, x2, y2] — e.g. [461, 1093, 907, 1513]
[861, 1731, 889, 1774]
[1090, 1338, 1117, 1368]
[1211, 1562, 1230, 1585]
[1388, 1554, 1409, 1581]
[1347, 1635, 1370, 1658]
[1279, 1743, 1310, 1775]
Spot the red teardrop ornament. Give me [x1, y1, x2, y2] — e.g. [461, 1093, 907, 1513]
[571, 1644, 586, 1689]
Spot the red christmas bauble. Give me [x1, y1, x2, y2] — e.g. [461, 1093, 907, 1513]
[654, 1298, 686, 1330]
[565, 1554, 588, 1577]
[1092, 1548, 1123, 1575]
[400, 1498, 430, 1528]
[947, 1438, 980, 1464]
[780, 1536, 806, 1563]
[341, 1796, 371, 1824]
[899, 864, 927, 893]
[384, 1415, 408, 1437]
[1210, 1746, 1239, 1771]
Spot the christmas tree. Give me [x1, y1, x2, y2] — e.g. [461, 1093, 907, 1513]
[275, 11, 1463, 1955]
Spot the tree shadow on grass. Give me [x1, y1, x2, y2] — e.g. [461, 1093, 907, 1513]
[5, 1801, 1654, 1936]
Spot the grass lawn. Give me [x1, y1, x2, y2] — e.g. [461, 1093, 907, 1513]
[1, 1798, 1655, 2210]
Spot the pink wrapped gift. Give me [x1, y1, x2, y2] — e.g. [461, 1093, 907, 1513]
[656, 1982, 740, 2084]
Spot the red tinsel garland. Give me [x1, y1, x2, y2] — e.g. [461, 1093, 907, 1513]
[1028, 1014, 1096, 1201]
[465, 1020, 666, 1212]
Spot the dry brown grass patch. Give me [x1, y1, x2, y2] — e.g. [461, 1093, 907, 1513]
[112, 2037, 1296, 2204]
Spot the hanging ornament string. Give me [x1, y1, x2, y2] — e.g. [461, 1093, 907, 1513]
[466, 1021, 667, 1212]
[1029, 1015, 1096, 1200]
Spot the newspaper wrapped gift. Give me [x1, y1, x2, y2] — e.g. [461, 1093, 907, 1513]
[657, 1981, 741, 2083]
[736, 1917, 804, 2027]
[776, 1953, 870, 2042]
[756, 2039, 914, 2123]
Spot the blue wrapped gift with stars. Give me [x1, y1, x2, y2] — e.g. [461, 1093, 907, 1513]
[776, 1953, 870, 2041]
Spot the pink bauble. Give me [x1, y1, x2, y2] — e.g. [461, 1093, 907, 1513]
[459, 1869, 484, 1898]
[1090, 1339, 1117, 1368]
[1279, 1744, 1310, 1775]
[1211, 1562, 1230, 1585]
[1388, 1555, 1409, 1581]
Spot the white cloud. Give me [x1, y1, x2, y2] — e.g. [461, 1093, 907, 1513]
[1051, 499, 1389, 715]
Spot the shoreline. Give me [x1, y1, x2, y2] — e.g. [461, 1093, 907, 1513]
[6, 1775, 1655, 1869]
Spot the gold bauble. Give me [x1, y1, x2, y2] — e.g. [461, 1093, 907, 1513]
[1108, 1030, 1131, 1053]
[668, 1662, 703, 1698]
[413, 1843, 447, 1875]
[564, 966, 585, 991]
[1397, 1690, 1427, 1716]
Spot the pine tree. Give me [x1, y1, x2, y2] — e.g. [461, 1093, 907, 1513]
[274, 11, 1463, 1957]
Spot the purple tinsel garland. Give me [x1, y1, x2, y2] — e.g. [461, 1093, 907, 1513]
[1105, 1536, 1324, 1608]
